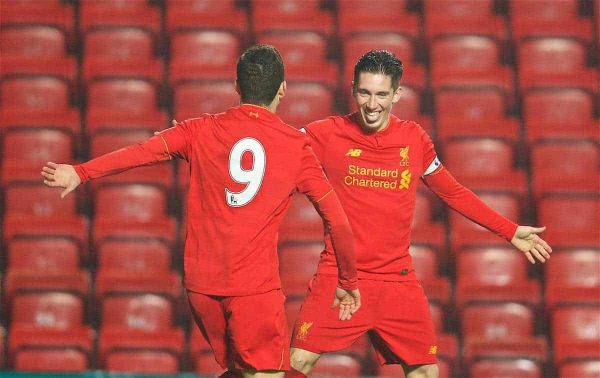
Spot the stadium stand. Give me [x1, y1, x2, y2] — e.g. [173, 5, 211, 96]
[1, 0, 598, 375]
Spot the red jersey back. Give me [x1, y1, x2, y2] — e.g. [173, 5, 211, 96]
[161, 104, 334, 295]
[305, 114, 438, 281]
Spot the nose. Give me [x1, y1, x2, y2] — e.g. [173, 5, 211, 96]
[366, 95, 377, 110]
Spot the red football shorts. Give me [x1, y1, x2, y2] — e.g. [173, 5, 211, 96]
[187, 288, 290, 371]
[291, 275, 438, 366]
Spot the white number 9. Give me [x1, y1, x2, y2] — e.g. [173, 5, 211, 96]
[225, 137, 266, 207]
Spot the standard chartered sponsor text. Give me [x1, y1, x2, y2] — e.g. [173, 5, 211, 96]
[345, 164, 409, 189]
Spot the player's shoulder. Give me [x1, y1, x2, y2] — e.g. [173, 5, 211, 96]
[304, 115, 346, 137]
[391, 116, 431, 139]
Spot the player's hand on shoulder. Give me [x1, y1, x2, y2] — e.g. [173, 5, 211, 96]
[41, 162, 81, 198]
[511, 225, 552, 264]
[332, 287, 361, 321]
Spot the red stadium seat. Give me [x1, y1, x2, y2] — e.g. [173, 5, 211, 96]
[310, 353, 362, 377]
[552, 306, 600, 365]
[79, 0, 161, 35]
[469, 359, 542, 378]
[252, 0, 334, 36]
[169, 30, 240, 84]
[559, 360, 600, 378]
[424, 0, 507, 40]
[11, 292, 85, 329]
[517, 37, 597, 93]
[85, 109, 167, 137]
[257, 31, 338, 85]
[278, 193, 323, 244]
[1, 127, 76, 184]
[1, 25, 68, 58]
[338, 0, 419, 39]
[449, 192, 521, 250]
[0, 102, 80, 139]
[98, 327, 184, 372]
[410, 245, 451, 306]
[545, 249, 600, 309]
[429, 36, 513, 101]
[530, 140, 599, 197]
[9, 325, 92, 372]
[88, 130, 174, 190]
[97, 239, 172, 274]
[173, 81, 239, 121]
[87, 78, 161, 116]
[2, 183, 88, 258]
[510, 0, 593, 42]
[7, 238, 80, 274]
[96, 271, 181, 306]
[277, 83, 335, 129]
[101, 294, 175, 332]
[522, 88, 598, 142]
[82, 27, 162, 85]
[166, 0, 247, 35]
[0, 0, 75, 35]
[537, 196, 599, 248]
[92, 184, 177, 249]
[1, 76, 71, 111]
[461, 303, 547, 363]
[434, 87, 519, 142]
[442, 138, 526, 196]
[455, 247, 541, 308]
[341, 33, 425, 91]
[106, 350, 179, 374]
[279, 243, 322, 297]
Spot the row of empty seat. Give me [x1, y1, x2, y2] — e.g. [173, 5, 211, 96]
[1, 0, 598, 376]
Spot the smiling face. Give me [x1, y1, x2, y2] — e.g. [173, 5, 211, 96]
[352, 72, 402, 133]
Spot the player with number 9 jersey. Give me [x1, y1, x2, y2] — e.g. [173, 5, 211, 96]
[44, 45, 359, 376]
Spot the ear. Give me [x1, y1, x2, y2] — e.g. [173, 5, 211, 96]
[392, 86, 402, 104]
[278, 81, 287, 98]
[234, 80, 241, 96]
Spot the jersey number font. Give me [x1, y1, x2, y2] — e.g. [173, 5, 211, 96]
[226, 138, 266, 207]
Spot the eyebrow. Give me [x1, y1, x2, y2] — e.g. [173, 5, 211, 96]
[357, 88, 391, 95]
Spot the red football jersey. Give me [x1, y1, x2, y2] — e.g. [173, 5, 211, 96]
[305, 113, 517, 281]
[75, 104, 357, 295]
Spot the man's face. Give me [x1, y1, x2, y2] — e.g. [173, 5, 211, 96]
[352, 72, 401, 133]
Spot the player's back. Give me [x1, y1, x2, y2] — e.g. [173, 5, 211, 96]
[181, 104, 315, 296]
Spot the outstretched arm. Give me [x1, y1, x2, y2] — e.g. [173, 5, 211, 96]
[424, 166, 552, 263]
[41, 162, 81, 198]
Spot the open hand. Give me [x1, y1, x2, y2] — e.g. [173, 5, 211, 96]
[331, 287, 361, 321]
[511, 226, 552, 264]
[41, 162, 81, 198]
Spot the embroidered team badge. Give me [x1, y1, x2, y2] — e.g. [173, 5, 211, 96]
[428, 345, 438, 355]
[399, 146, 410, 166]
[296, 321, 313, 341]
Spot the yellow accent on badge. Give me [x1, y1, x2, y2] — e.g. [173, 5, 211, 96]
[399, 169, 411, 189]
[296, 321, 313, 341]
[428, 345, 438, 355]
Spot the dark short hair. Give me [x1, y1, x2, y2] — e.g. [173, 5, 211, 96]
[353, 50, 403, 91]
[236, 44, 285, 106]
